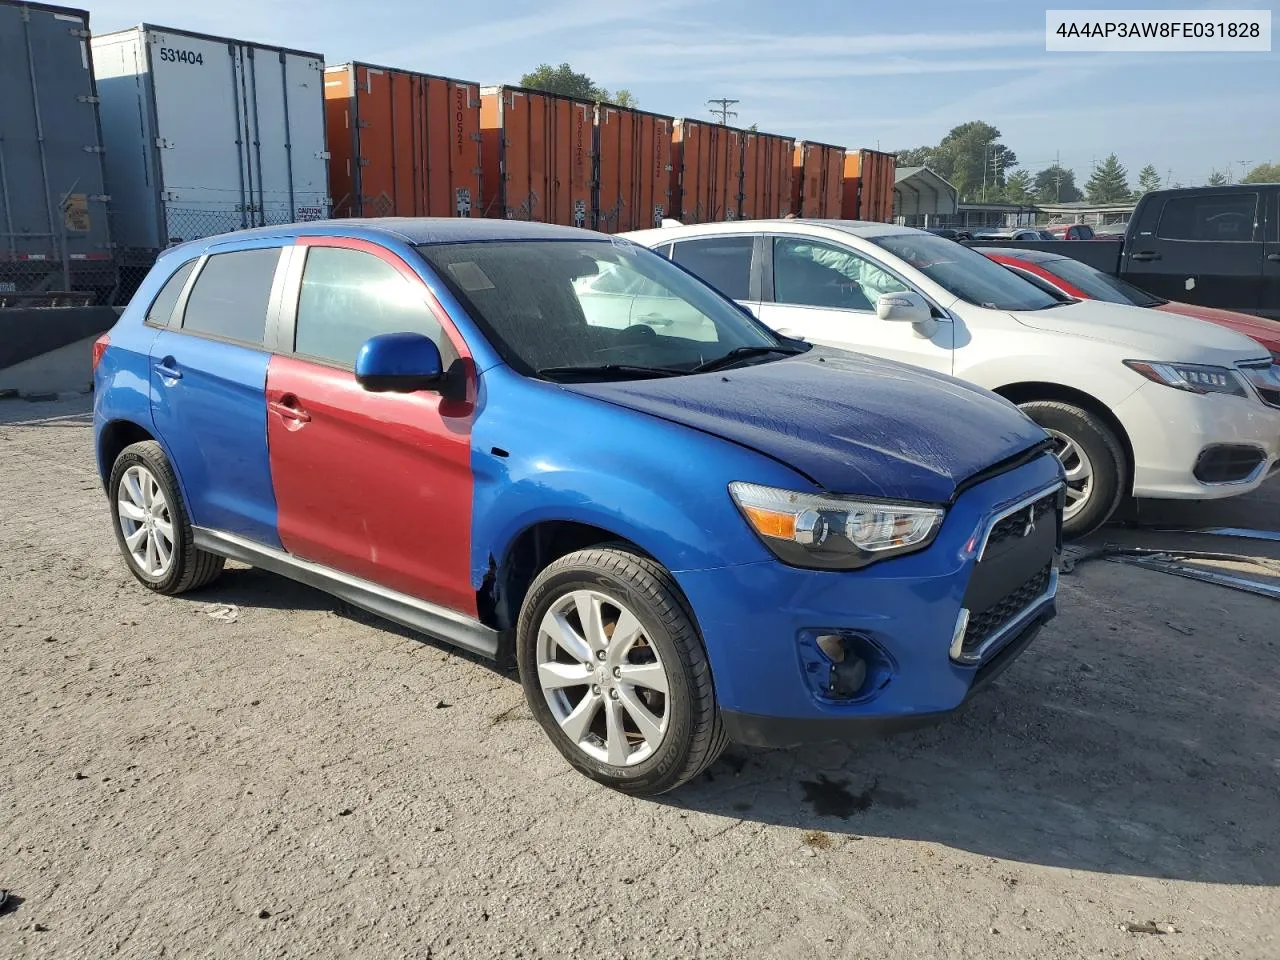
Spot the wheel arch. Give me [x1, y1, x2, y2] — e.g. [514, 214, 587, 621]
[97, 419, 158, 485]
[992, 381, 1135, 492]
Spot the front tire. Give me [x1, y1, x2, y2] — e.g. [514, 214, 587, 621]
[109, 440, 224, 594]
[1018, 401, 1126, 538]
[517, 545, 725, 795]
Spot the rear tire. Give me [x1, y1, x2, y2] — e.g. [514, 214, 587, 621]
[1018, 401, 1126, 538]
[517, 545, 724, 795]
[109, 440, 224, 595]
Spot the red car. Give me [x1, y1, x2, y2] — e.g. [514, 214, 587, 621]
[979, 247, 1280, 356]
[1042, 223, 1097, 240]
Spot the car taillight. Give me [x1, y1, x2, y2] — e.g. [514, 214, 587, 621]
[91, 333, 110, 372]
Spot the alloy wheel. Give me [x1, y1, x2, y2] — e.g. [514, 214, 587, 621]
[535, 590, 672, 767]
[117, 464, 175, 578]
[1047, 428, 1095, 523]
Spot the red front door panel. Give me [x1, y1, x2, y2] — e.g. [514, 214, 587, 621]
[266, 356, 477, 617]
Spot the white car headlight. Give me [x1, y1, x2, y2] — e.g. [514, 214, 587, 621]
[729, 482, 944, 570]
[1123, 360, 1247, 398]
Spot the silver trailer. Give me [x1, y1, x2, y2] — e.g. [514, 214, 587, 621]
[0, 0, 114, 301]
[92, 24, 330, 255]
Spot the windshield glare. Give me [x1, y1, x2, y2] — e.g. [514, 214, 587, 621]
[1042, 257, 1165, 307]
[869, 233, 1061, 311]
[417, 239, 783, 378]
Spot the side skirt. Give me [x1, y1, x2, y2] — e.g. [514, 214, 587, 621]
[192, 527, 500, 660]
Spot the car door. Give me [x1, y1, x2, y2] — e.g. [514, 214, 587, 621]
[1263, 187, 1280, 321]
[756, 235, 954, 373]
[1125, 190, 1264, 312]
[265, 237, 477, 616]
[149, 241, 287, 546]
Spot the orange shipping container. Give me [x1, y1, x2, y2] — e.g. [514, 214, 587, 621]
[481, 85, 593, 226]
[792, 141, 845, 219]
[670, 119, 744, 223]
[842, 148, 896, 222]
[741, 131, 795, 219]
[595, 105, 674, 233]
[324, 63, 481, 219]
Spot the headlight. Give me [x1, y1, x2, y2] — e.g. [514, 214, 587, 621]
[729, 482, 944, 570]
[1123, 360, 1247, 397]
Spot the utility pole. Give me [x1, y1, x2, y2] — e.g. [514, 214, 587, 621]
[1054, 150, 1062, 202]
[1235, 160, 1251, 183]
[1165, 167, 1173, 189]
[706, 98, 739, 125]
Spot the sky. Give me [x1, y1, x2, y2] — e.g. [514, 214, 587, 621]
[83, 0, 1278, 189]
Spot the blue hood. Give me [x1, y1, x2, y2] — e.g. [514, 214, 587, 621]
[564, 348, 1049, 502]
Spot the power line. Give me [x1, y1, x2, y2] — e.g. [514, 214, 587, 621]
[706, 98, 739, 125]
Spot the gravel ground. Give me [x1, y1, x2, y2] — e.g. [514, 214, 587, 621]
[2, 396, 1278, 960]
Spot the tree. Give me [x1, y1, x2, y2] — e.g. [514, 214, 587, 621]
[1243, 162, 1280, 183]
[1206, 170, 1228, 186]
[1033, 165, 1082, 203]
[1085, 153, 1130, 203]
[746, 123, 759, 133]
[920, 121, 1016, 201]
[1003, 169, 1033, 204]
[895, 146, 935, 168]
[1134, 164, 1162, 197]
[519, 63, 637, 106]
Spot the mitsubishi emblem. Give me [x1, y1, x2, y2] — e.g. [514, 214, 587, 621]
[1022, 510, 1037, 538]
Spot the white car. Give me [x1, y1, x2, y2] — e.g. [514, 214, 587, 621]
[621, 220, 1280, 536]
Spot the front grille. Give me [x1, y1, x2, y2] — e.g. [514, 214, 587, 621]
[961, 564, 1052, 657]
[984, 495, 1057, 553]
[1238, 361, 1280, 410]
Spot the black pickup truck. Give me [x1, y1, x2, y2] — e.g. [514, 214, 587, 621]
[963, 185, 1280, 320]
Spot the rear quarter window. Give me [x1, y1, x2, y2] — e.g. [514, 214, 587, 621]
[180, 248, 282, 346]
[144, 259, 197, 327]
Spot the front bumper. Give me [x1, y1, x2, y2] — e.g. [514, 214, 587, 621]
[673, 453, 1064, 745]
[722, 611, 1051, 748]
[1119, 381, 1280, 500]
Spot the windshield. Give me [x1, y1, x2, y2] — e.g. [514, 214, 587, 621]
[417, 239, 788, 379]
[868, 232, 1061, 311]
[1041, 257, 1165, 307]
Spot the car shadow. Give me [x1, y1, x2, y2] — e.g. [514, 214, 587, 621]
[660, 615, 1280, 888]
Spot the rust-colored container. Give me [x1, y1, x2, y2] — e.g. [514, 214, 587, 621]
[670, 119, 744, 223]
[481, 85, 594, 226]
[842, 148, 896, 221]
[324, 63, 481, 219]
[792, 141, 845, 219]
[595, 105, 674, 233]
[741, 131, 795, 219]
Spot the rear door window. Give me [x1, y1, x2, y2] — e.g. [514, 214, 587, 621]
[293, 246, 450, 368]
[1157, 193, 1259, 242]
[145, 259, 197, 327]
[181, 248, 282, 346]
[670, 236, 753, 300]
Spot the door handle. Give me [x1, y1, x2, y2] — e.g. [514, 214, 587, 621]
[153, 358, 182, 380]
[1267, 253, 1280, 263]
[1130, 251, 1162, 262]
[269, 394, 311, 423]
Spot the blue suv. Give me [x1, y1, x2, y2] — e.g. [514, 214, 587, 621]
[93, 219, 1064, 794]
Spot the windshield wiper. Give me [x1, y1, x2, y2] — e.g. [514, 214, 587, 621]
[536, 363, 685, 382]
[690, 345, 802, 374]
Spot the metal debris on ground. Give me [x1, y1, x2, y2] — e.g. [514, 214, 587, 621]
[1163, 527, 1280, 543]
[1061, 543, 1280, 600]
[1118, 920, 1177, 934]
[204, 604, 240, 623]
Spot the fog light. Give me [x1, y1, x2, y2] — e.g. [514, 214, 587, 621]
[816, 634, 846, 663]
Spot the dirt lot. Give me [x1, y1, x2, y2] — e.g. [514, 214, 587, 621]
[2, 396, 1278, 959]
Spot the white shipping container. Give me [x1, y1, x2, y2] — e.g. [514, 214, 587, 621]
[91, 24, 330, 252]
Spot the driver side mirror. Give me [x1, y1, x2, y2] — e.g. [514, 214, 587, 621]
[355, 332, 444, 393]
[876, 291, 932, 324]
